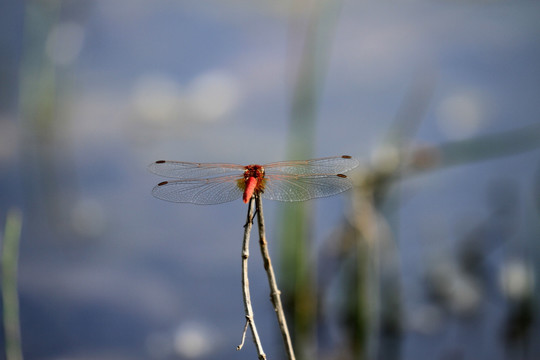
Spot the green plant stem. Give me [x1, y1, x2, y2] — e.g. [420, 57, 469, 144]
[2, 209, 23, 360]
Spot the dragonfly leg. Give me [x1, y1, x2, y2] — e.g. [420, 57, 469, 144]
[243, 197, 257, 228]
[244, 210, 258, 228]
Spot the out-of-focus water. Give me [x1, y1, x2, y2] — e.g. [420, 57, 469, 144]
[1, 1, 539, 359]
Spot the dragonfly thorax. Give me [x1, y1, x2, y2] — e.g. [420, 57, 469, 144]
[243, 165, 265, 180]
[241, 165, 267, 202]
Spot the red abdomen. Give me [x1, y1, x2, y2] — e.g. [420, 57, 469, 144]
[243, 177, 258, 203]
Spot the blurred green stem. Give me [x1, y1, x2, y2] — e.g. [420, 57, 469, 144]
[19, 3, 62, 223]
[426, 122, 540, 169]
[282, 1, 343, 356]
[2, 209, 24, 360]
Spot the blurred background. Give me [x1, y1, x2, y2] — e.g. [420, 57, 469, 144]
[1, 0, 540, 359]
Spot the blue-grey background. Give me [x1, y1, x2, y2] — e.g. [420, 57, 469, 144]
[1, 1, 539, 359]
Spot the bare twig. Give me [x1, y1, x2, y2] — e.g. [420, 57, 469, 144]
[255, 195, 296, 360]
[237, 197, 266, 359]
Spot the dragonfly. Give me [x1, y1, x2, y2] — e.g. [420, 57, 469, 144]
[149, 155, 359, 205]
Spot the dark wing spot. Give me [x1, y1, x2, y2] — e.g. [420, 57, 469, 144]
[341, 155, 352, 159]
[337, 174, 347, 178]
[157, 181, 168, 186]
[156, 160, 166, 164]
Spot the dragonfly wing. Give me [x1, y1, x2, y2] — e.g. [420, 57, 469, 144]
[264, 155, 359, 175]
[261, 174, 354, 202]
[152, 176, 244, 204]
[148, 161, 245, 179]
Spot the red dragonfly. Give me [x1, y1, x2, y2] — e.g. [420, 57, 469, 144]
[149, 155, 359, 205]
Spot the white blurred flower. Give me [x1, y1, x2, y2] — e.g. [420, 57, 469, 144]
[173, 321, 217, 358]
[436, 90, 488, 140]
[186, 70, 242, 122]
[45, 22, 85, 66]
[132, 73, 183, 124]
[131, 70, 241, 125]
[499, 258, 534, 301]
[427, 260, 482, 315]
[448, 273, 482, 314]
[371, 145, 400, 173]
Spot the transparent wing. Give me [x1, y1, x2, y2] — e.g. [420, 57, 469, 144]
[148, 161, 245, 179]
[151, 176, 244, 204]
[263, 155, 359, 175]
[261, 174, 354, 202]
